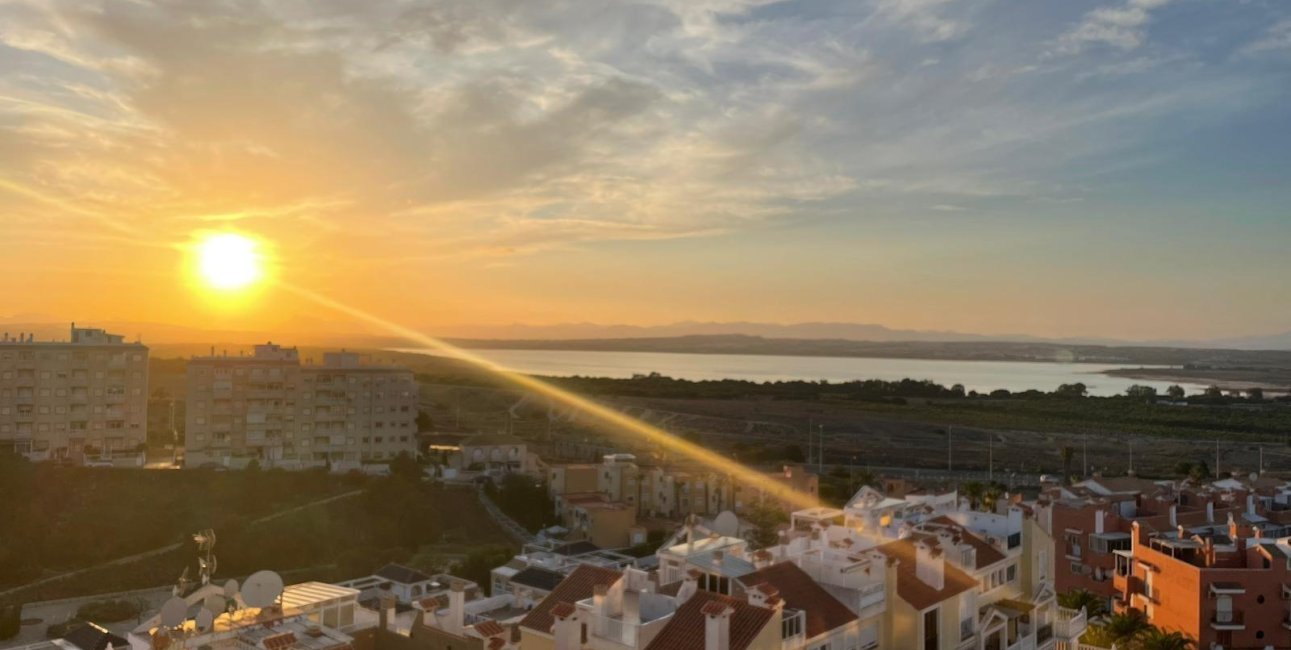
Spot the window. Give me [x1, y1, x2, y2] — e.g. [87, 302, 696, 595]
[1006, 564, 1017, 583]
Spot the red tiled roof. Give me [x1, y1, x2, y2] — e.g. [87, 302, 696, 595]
[519, 565, 622, 634]
[474, 620, 505, 638]
[739, 562, 857, 639]
[700, 601, 732, 616]
[644, 591, 774, 650]
[262, 633, 297, 650]
[488, 638, 505, 650]
[550, 602, 577, 620]
[926, 516, 1008, 569]
[875, 538, 978, 611]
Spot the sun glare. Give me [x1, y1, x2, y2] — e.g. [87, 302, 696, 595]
[195, 233, 263, 291]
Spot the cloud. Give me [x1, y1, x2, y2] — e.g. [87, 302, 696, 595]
[1058, 0, 1172, 53]
[1240, 19, 1291, 57]
[0, 0, 1283, 269]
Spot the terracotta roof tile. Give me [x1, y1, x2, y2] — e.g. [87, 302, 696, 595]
[875, 538, 978, 611]
[644, 591, 774, 650]
[738, 563, 857, 639]
[519, 565, 621, 634]
[926, 516, 1008, 569]
[700, 601, 732, 616]
[262, 633, 297, 650]
[474, 620, 505, 638]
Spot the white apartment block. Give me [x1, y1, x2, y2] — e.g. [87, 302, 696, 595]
[184, 343, 419, 469]
[0, 324, 149, 464]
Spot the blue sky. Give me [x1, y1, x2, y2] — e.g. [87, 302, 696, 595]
[0, 0, 1288, 339]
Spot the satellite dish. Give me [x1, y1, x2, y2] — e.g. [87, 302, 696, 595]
[203, 594, 225, 615]
[712, 511, 739, 538]
[1251, 472, 1260, 482]
[160, 597, 189, 628]
[195, 609, 214, 632]
[223, 579, 240, 598]
[242, 570, 284, 608]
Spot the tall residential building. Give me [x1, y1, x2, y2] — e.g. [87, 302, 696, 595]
[184, 343, 419, 469]
[0, 324, 149, 464]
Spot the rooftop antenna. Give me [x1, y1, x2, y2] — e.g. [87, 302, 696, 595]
[193, 529, 217, 586]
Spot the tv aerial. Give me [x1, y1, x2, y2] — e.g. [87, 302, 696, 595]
[242, 570, 285, 609]
[193, 529, 218, 586]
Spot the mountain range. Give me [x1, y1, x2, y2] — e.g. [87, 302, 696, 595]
[2, 315, 1289, 351]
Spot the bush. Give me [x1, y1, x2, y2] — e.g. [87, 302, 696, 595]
[0, 604, 22, 641]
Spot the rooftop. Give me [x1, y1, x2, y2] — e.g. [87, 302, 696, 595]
[738, 562, 857, 639]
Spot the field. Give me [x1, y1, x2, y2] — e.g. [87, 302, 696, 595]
[0, 460, 512, 605]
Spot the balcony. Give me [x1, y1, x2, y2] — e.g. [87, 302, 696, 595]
[1210, 610, 1243, 630]
[1053, 606, 1088, 640]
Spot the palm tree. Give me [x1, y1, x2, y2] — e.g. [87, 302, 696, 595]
[961, 481, 985, 509]
[1061, 446, 1075, 483]
[1103, 611, 1151, 646]
[1134, 628, 1195, 650]
[982, 483, 1005, 512]
[1057, 589, 1108, 619]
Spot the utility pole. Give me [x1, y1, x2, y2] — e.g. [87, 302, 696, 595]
[1082, 434, 1088, 479]
[1260, 445, 1264, 475]
[988, 433, 994, 483]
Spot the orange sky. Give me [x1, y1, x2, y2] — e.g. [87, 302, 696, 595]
[2, 1, 1290, 343]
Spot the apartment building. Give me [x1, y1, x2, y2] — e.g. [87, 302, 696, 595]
[1100, 476, 1291, 649]
[0, 324, 148, 464]
[758, 485, 1088, 650]
[185, 343, 418, 469]
[1048, 473, 1273, 610]
[577, 453, 819, 519]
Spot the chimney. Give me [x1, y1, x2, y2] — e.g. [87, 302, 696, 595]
[1169, 504, 1177, 527]
[1248, 494, 1256, 516]
[712, 549, 725, 568]
[678, 571, 699, 602]
[447, 580, 466, 635]
[378, 594, 396, 631]
[1227, 513, 1238, 541]
[747, 583, 781, 610]
[1206, 501, 1214, 523]
[703, 601, 733, 650]
[914, 540, 945, 591]
[551, 602, 581, 650]
[1095, 510, 1105, 534]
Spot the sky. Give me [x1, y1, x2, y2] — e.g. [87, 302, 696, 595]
[1, 0, 1289, 341]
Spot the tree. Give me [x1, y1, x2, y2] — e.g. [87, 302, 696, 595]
[388, 451, 423, 482]
[1061, 446, 1075, 483]
[1056, 383, 1088, 398]
[453, 545, 516, 595]
[1247, 387, 1265, 401]
[245, 458, 261, 473]
[1102, 611, 1151, 645]
[1134, 628, 1195, 650]
[1165, 385, 1186, 400]
[744, 501, 789, 549]
[951, 384, 966, 397]
[961, 482, 985, 510]
[1057, 589, 1107, 619]
[1204, 385, 1223, 398]
[415, 409, 434, 432]
[0, 604, 21, 641]
[1187, 460, 1211, 482]
[1125, 385, 1157, 400]
[783, 444, 806, 463]
[981, 483, 1005, 512]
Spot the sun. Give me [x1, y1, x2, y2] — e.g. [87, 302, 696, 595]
[195, 233, 264, 291]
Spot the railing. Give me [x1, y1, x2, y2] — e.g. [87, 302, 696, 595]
[597, 614, 639, 646]
[1054, 606, 1088, 640]
[1211, 610, 1244, 627]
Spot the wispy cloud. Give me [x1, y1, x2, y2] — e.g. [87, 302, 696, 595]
[1057, 0, 1172, 53]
